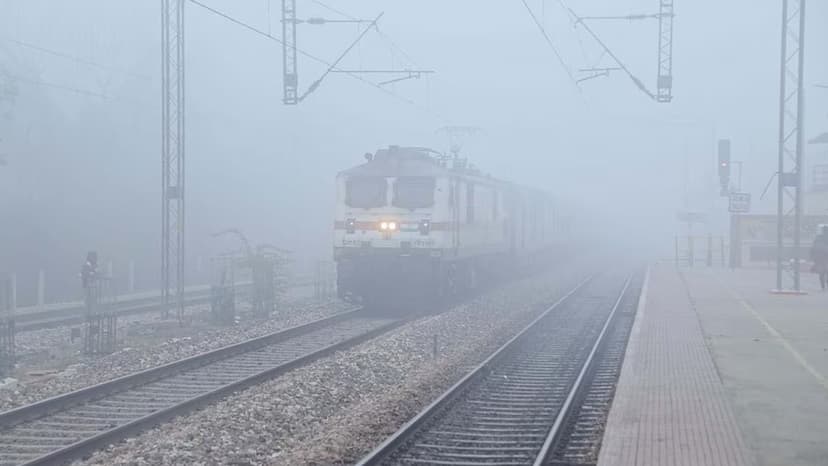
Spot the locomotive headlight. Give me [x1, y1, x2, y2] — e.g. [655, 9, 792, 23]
[380, 221, 389, 231]
[388, 221, 397, 231]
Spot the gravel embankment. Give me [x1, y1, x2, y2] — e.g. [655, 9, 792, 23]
[79, 263, 593, 466]
[0, 298, 351, 412]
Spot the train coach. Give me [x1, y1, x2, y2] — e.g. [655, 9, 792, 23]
[333, 145, 572, 307]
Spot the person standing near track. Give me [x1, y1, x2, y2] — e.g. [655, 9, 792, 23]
[810, 226, 828, 291]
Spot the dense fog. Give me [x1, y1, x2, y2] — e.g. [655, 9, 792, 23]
[0, 0, 826, 305]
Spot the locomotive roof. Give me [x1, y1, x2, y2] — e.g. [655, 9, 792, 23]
[339, 146, 449, 178]
[338, 146, 552, 198]
[339, 146, 508, 184]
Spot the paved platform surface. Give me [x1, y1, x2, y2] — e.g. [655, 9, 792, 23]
[599, 263, 828, 466]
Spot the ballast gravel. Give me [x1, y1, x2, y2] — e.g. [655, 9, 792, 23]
[0, 298, 351, 412]
[77, 262, 594, 466]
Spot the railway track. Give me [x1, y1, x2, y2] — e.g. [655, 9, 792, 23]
[13, 288, 218, 332]
[11, 280, 316, 332]
[357, 272, 640, 466]
[546, 273, 643, 465]
[0, 308, 400, 466]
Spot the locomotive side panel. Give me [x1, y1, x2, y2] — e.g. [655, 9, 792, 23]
[507, 187, 571, 268]
[449, 176, 510, 260]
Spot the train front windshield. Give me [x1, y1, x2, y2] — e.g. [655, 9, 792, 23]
[346, 176, 387, 208]
[393, 177, 436, 209]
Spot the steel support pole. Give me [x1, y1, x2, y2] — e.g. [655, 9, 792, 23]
[732, 161, 743, 192]
[775, 0, 787, 290]
[282, 0, 298, 104]
[793, 0, 806, 291]
[656, 0, 674, 102]
[775, 0, 807, 291]
[162, 0, 186, 320]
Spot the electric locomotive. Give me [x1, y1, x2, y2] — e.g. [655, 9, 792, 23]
[333, 145, 570, 307]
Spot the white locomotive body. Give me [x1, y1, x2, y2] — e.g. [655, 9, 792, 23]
[334, 146, 570, 306]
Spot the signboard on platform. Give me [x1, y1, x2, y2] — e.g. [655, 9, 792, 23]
[728, 193, 751, 213]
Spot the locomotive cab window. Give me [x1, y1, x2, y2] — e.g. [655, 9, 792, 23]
[346, 176, 387, 208]
[393, 176, 436, 209]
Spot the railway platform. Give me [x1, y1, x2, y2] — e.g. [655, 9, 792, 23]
[599, 263, 828, 466]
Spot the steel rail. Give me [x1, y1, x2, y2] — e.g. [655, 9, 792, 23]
[356, 274, 635, 466]
[545, 268, 646, 464]
[356, 274, 599, 466]
[532, 276, 631, 465]
[14, 290, 216, 331]
[9, 279, 311, 332]
[0, 307, 402, 466]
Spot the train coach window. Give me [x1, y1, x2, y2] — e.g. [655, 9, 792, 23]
[346, 176, 387, 208]
[393, 177, 436, 209]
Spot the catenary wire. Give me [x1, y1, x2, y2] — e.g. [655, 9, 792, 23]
[188, 0, 415, 104]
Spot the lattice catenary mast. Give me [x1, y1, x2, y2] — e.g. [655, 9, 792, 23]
[656, 0, 674, 103]
[162, 0, 186, 320]
[282, 0, 299, 104]
[774, 0, 807, 292]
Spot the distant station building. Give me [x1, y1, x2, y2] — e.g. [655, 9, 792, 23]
[729, 130, 828, 268]
[804, 131, 828, 215]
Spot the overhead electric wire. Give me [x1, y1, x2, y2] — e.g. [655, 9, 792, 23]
[299, 13, 383, 101]
[2, 37, 151, 81]
[555, 0, 658, 99]
[566, 7, 655, 100]
[310, 0, 423, 70]
[555, 0, 592, 66]
[374, 26, 422, 70]
[578, 13, 662, 21]
[310, 0, 444, 119]
[305, 0, 443, 120]
[309, 0, 353, 21]
[5, 74, 108, 99]
[555, 0, 577, 22]
[518, 0, 579, 89]
[187, 0, 414, 104]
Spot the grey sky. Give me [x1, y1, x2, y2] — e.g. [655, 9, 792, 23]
[0, 0, 825, 300]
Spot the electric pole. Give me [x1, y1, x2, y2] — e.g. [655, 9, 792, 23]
[162, 0, 186, 320]
[656, 0, 675, 102]
[282, 0, 298, 104]
[774, 0, 807, 293]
